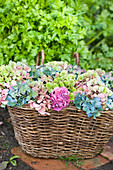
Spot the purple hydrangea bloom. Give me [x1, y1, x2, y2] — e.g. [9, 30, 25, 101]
[49, 87, 70, 111]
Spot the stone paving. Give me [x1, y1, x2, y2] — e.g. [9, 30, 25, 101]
[11, 141, 113, 170]
[100, 141, 113, 161]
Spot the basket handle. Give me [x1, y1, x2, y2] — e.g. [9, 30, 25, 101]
[36, 49, 45, 66]
[73, 52, 79, 66]
[36, 50, 79, 66]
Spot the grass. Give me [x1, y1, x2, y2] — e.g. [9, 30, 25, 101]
[58, 154, 83, 168]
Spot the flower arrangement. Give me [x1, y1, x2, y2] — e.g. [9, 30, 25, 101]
[73, 70, 113, 118]
[0, 60, 113, 118]
[101, 71, 113, 91]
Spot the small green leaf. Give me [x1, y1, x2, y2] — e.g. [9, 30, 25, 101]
[59, 82, 64, 87]
[0, 161, 9, 170]
[26, 96, 31, 101]
[10, 155, 20, 161]
[9, 156, 20, 167]
[102, 87, 106, 94]
[95, 112, 101, 117]
[66, 161, 69, 167]
[69, 93, 74, 100]
[10, 160, 17, 166]
[32, 90, 37, 98]
[46, 82, 52, 90]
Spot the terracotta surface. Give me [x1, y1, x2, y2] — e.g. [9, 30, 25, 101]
[101, 141, 113, 160]
[11, 147, 78, 170]
[82, 155, 110, 170]
[11, 147, 110, 170]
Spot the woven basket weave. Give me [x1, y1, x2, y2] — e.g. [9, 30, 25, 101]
[8, 105, 113, 159]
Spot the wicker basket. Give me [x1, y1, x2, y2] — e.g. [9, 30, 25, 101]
[8, 105, 113, 159]
[7, 52, 113, 158]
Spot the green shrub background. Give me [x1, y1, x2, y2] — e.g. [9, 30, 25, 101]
[0, 0, 113, 71]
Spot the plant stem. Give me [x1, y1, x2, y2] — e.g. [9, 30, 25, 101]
[90, 38, 106, 52]
[87, 31, 103, 45]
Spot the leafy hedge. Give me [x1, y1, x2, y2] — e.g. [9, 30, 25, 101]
[0, 0, 86, 66]
[0, 0, 113, 72]
[72, 0, 113, 71]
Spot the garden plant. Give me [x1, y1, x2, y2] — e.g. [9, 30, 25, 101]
[0, 60, 112, 117]
[0, 0, 113, 72]
[0, 60, 113, 159]
[0, 0, 113, 168]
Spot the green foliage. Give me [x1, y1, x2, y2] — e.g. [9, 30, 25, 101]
[0, 0, 112, 71]
[0, 156, 20, 170]
[58, 155, 83, 168]
[9, 156, 20, 166]
[0, 0, 85, 65]
[73, 0, 113, 71]
[0, 136, 12, 149]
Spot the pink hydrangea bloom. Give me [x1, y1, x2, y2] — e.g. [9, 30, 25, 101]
[0, 88, 8, 107]
[4, 81, 17, 91]
[16, 64, 31, 72]
[28, 100, 50, 115]
[28, 84, 51, 115]
[98, 93, 107, 100]
[92, 93, 107, 105]
[24, 64, 31, 72]
[16, 65, 21, 70]
[49, 87, 70, 111]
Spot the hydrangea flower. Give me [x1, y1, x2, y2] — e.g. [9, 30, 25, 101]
[0, 88, 8, 107]
[46, 61, 68, 71]
[75, 71, 113, 107]
[105, 94, 113, 110]
[0, 61, 31, 88]
[28, 82, 51, 115]
[29, 100, 50, 115]
[49, 87, 70, 111]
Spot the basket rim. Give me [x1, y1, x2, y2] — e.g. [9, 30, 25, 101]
[7, 105, 113, 114]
